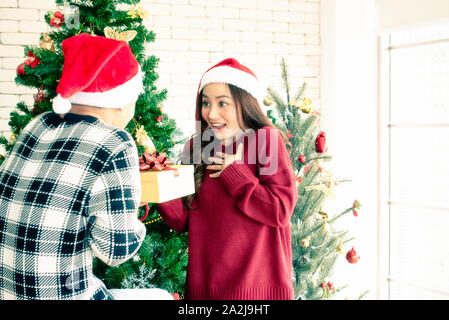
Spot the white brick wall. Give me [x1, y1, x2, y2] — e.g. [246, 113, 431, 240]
[0, 0, 321, 139]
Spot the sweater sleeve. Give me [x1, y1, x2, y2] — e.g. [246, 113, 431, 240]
[219, 128, 298, 228]
[86, 141, 146, 267]
[156, 198, 189, 233]
[155, 138, 193, 233]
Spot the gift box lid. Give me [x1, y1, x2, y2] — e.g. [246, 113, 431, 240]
[140, 164, 194, 182]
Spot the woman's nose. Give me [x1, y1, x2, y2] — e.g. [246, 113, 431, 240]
[208, 104, 220, 120]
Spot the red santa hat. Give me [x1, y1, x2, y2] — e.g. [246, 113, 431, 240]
[197, 58, 265, 117]
[52, 33, 143, 114]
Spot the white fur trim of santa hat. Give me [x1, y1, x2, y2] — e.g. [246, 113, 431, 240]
[199, 61, 265, 107]
[53, 68, 143, 114]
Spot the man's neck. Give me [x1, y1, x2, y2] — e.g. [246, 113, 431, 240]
[62, 105, 108, 123]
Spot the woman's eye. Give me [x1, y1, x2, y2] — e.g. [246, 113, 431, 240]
[219, 101, 228, 107]
[202, 101, 210, 107]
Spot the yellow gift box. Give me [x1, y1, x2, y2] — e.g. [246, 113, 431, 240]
[140, 165, 195, 203]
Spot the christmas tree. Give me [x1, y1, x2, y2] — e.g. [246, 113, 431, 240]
[0, 0, 188, 296]
[265, 59, 364, 300]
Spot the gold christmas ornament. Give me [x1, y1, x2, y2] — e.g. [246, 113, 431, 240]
[128, 6, 150, 20]
[135, 125, 156, 154]
[263, 96, 273, 106]
[135, 125, 148, 145]
[299, 97, 314, 114]
[289, 99, 300, 108]
[300, 105, 314, 114]
[300, 236, 311, 248]
[337, 242, 344, 254]
[104, 27, 137, 43]
[39, 33, 56, 52]
[305, 173, 337, 198]
[301, 97, 312, 106]
[305, 183, 335, 198]
[318, 210, 328, 221]
[9, 133, 16, 143]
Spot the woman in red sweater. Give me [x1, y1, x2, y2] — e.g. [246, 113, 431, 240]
[157, 58, 298, 300]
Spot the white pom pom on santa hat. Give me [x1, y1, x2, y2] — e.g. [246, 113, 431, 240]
[52, 94, 72, 114]
[52, 33, 143, 114]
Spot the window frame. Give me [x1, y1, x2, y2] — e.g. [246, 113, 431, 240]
[377, 30, 449, 300]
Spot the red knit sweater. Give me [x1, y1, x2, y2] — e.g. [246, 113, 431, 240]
[157, 127, 298, 300]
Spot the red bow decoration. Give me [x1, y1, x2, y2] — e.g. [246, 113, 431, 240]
[139, 151, 179, 176]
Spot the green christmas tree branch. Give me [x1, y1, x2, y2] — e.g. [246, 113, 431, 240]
[267, 58, 362, 300]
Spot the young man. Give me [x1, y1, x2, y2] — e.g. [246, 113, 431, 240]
[0, 33, 148, 299]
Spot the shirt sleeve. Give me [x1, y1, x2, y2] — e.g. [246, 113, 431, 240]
[219, 128, 298, 228]
[86, 141, 146, 266]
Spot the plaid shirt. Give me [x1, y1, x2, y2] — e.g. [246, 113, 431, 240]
[0, 112, 146, 300]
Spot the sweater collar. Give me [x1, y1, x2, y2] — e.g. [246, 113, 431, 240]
[48, 111, 99, 125]
[61, 112, 99, 124]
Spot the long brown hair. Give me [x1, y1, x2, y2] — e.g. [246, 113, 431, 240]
[182, 84, 291, 209]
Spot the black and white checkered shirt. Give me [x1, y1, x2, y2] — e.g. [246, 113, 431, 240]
[0, 112, 146, 300]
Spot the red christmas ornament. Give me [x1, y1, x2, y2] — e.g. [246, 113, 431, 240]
[287, 129, 293, 139]
[320, 282, 327, 289]
[171, 292, 180, 300]
[33, 85, 47, 104]
[25, 51, 40, 68]
[16, 63, 26, 76]
[327, 282, 335, 291]
[298, 154, 306, 163]
[50, 11, 65, 27]
[315, 131, 326, 153]
[346, 247, 360, 264]
[155, 115, 164, 123]
[295, 176, 302, 184]
[352, 200, 361, 217]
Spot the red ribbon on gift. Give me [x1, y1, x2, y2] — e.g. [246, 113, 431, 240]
[139, 151, 179, 177]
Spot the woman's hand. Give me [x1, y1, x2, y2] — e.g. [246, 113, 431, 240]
[139, 202, 148, 207]
[207, 143, 244, 178]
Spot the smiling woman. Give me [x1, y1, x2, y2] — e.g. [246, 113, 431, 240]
[156, 58, 298, 300]
[201, 83, 245, 143]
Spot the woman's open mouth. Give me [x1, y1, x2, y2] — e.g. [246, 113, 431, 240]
[211, 123, 227, 130]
